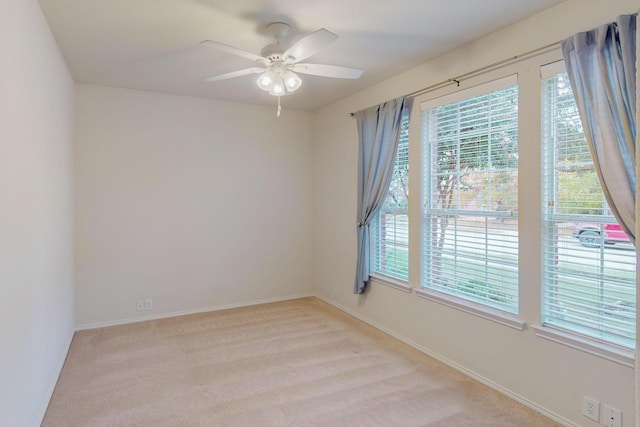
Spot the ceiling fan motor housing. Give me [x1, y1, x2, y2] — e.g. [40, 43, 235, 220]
[260, 44, 287, 63]
[261, 22, 293, 63]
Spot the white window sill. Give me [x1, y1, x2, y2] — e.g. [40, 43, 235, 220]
[370, 274, 412, 293]
[531, 324, 635, 368]
[415, 288, 525, 331]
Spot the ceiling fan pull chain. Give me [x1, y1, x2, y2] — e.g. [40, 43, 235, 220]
[277, 96, 282, 117]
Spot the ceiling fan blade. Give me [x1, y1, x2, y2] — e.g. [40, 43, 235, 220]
[283, 29, 338, 62]
[292, 63, 363, 79]
[205, 67, 266, 82]
[200, 40, 265, 63]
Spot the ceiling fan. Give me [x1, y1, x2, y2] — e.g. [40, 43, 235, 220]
[200, 22, 363, 115]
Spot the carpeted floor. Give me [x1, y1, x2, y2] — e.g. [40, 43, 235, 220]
[43, 297, 560, 426]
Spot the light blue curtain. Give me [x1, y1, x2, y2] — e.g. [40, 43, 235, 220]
[561, 13, 636, 245]
[354, 97, 407, 294]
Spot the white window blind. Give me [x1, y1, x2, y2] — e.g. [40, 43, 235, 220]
[421, 77, 519, 314]
[371, 115, 409, 281]
[541, 65, 636, 349]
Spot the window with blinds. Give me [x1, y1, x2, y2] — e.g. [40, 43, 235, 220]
[541, 63, 636, 349]
[371, 114, 410, 281]
[420, 76, 519, 314]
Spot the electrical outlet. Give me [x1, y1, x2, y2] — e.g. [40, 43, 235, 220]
[582, 396, 600, 422]
[136, 300, 144, 311]
[144, 298, 153, 311]
[603, 404, 622, 427]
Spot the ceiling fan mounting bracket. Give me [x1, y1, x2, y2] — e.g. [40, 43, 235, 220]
[266, 22, 290, 42]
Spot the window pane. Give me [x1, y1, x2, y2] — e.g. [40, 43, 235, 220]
[541, 69, 636, 348]
[421, 80, 519, 314]
[371, 115, 409, 281]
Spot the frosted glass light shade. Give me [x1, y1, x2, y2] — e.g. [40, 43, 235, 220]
[257, 68, 302, 96]
[257, 71, 274, 92]
[269, 74, 285, 96]
[283, 70, 302, 92]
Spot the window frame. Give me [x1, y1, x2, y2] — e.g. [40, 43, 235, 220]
[538, 60, 636, 355]
[378, 49, 636, 365]
[418, 75, 521, 316]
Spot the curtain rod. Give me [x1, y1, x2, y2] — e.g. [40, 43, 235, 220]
[349, 40, 560, 118]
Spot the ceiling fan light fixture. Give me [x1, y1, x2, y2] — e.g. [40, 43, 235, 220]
[257, 71, 275, 92]
[269, 74, 286, 96]
[283, 70, 302, 92]
[257, 68, 301, 96]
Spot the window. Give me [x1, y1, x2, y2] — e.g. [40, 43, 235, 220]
[541, 63, 636, 349]
[420, 76, 519, 314]
[371, 115, 410, 281]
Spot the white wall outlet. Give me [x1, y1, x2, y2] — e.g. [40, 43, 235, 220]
[144, 298, 153, 311]
[603, 404, 622, 427]
[136, 300, 144, 311]
[582, 396, 600, 422]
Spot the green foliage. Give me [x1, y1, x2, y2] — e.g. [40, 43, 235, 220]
[429, 86, 519, 212]
[434, 87, 518, 173]
[456, 279, 508, 304]
[545, 74, 605, 215]
[387, 116, 410, 208]
[551, 73, 587, 165]
[557, 169, 604, 215]
[378, 245, 408, 280]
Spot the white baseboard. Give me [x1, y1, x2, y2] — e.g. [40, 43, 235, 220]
[35, 327, 75, 427]
[75, 292, 315, 331]
[314, 294, 578, 427]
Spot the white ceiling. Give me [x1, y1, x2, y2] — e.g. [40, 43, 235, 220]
[38, 0, 564, 111]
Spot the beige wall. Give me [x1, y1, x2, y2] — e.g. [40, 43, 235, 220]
[312, 1, 638, 426]
[0, 0, 75, 425]
[74, 84, 314, 327]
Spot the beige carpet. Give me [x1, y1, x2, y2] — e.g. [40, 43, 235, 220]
[43, 297, 560, 426]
